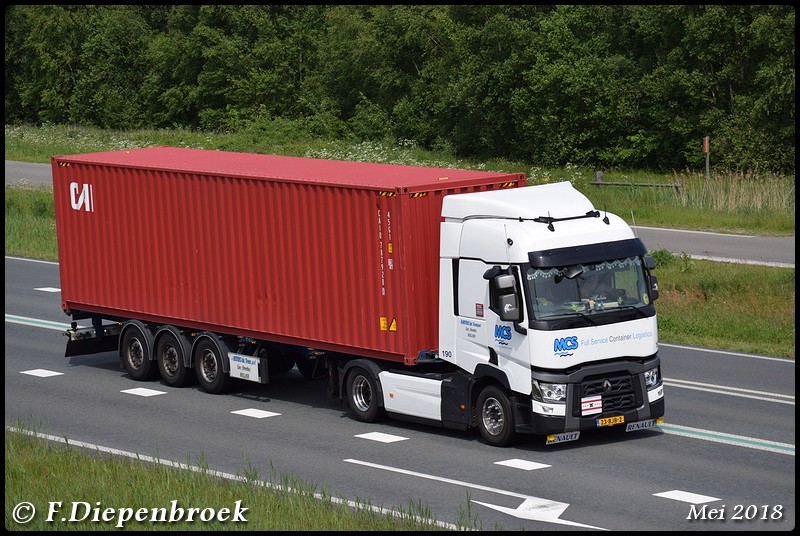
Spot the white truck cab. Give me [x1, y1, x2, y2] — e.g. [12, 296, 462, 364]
[433, 181, 664, 445]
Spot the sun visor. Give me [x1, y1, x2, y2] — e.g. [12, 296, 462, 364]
[528, 238, 647, 268]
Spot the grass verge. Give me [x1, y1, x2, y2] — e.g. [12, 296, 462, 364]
[5, 424, 462, 531]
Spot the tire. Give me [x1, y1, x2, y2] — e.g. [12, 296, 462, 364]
[345, 367, 385, 423]
[476, 385, 517, 447]
[194, 337, 229, 394]
[269, 350, 297, 375]
[295, 354, 325, 380]
[120, 323, 157, 381]
[155, 330, 192, 387]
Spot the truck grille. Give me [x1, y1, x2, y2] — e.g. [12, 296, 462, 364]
[574, 374, 638, 416]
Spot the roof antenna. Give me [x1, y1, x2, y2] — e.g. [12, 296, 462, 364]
[630, 210, 638, 237]
[603, 205, 610, 225]
[547, 211, 555, 232]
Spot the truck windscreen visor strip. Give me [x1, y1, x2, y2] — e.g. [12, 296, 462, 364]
[528, 238, 647, 268]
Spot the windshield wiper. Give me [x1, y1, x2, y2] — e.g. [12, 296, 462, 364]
[556, 310, 598, 326]
[614, 304, 649, 319]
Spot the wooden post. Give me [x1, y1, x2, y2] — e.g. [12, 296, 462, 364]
[703, 136, 710, 181]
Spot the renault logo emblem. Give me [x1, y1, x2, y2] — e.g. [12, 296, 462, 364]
[603, 379, 612, 393]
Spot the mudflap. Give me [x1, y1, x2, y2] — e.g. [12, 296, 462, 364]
[65, 335, 120, 357]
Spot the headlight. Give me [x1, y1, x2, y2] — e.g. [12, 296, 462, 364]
[644, 366, 661, 389]
[532, 380, 567, 403]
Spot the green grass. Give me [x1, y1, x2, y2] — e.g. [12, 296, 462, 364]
[5, 186, 58, 261]
[5, 425, 462, 531]
[649, 250, 795, 357]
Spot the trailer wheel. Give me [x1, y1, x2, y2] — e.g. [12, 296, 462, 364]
[476, 385, 517, 447]
[346, 367, 385, 423]
[120, 323, 157, 381]
[156, 331, 192, 387]
[194, 338, 228, 394]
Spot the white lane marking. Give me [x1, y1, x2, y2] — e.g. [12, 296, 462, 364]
[355, 432, 409, 443]
[231, 408, 280, 419]
[664, 379, 794, 405]
[633, 226, 756, 238]
[6, 426, 458, 531]
[687, 255, 793, 269]
[34, 287, 61, 292]
[472, 498, 605, 529]
[653, 490, 720, 504]
[5, 255, 59, 265]
[20, 368, 64, 377]
[120, 387, 167, 397]
[659, 342, 793, 363]
[658, 424, 794, 456]
[5, 314, 74, 331]
[494, 458, 551, 471]
[344, 458, 603, 529]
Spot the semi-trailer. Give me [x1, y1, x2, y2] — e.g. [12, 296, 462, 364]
[53, 147, 664, 446]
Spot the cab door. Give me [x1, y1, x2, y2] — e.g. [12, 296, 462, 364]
[453, 259, 490, 372]
[484, 266, 532, 395]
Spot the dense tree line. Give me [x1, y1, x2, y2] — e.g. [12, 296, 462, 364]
[4, 5, 795, 172]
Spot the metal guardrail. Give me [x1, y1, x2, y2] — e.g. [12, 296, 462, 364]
[591, 171, 684, 194]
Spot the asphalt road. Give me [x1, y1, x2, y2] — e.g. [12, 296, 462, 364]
[6, 160, 794, 268]
[4, 256, 796, 531]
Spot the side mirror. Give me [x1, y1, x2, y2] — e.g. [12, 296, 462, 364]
[495, 274, 516, 291]
[498, 293, 521, 322]
[648, 274, 659, 301]
[644, 255, 656, 270]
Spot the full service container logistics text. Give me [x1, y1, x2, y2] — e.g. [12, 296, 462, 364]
[53, 147, 665, 447]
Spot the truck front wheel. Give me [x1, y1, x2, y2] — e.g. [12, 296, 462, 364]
[121, 323, 157, 381]
[476, 385, 517, 447]
[194, 338, 228, 394]
[346, 367, 385, 423]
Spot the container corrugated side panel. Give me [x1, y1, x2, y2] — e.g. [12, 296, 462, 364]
[393, 177, 526, 363]
[54, 160, 410, 361]
[53, 158, 524, 364]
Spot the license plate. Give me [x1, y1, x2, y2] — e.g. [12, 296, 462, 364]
[596, 415, 624, 427]
[625, 419, 657, 432]
[546, 432, 580, 445]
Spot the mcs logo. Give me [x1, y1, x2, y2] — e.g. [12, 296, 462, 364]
[494, 325, 512, 346]
[553, 336, 578, 357]
[70, 182, 94, 212]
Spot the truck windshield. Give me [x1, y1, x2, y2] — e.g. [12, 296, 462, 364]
[525, 256, 650, 320]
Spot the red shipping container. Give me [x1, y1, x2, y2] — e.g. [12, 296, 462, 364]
[52, 147, 525, 365]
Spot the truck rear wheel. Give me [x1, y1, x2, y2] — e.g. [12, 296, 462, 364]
[194, 338, 229, 394]
[120, 323, 157, 381]
[269, 350, 297, 375]
[156, 331, 192, 387]
[476, 385, 517, 447]
[346, 367, 385, 423]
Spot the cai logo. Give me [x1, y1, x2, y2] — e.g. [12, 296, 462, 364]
[70, 182, 94, 212]
[494, 325, 512, 346]
[553, 336, 578, 357]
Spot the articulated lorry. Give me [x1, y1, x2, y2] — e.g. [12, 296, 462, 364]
[53, 147, 664, 447]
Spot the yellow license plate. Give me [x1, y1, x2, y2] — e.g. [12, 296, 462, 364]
[596, 415, 625, 427]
